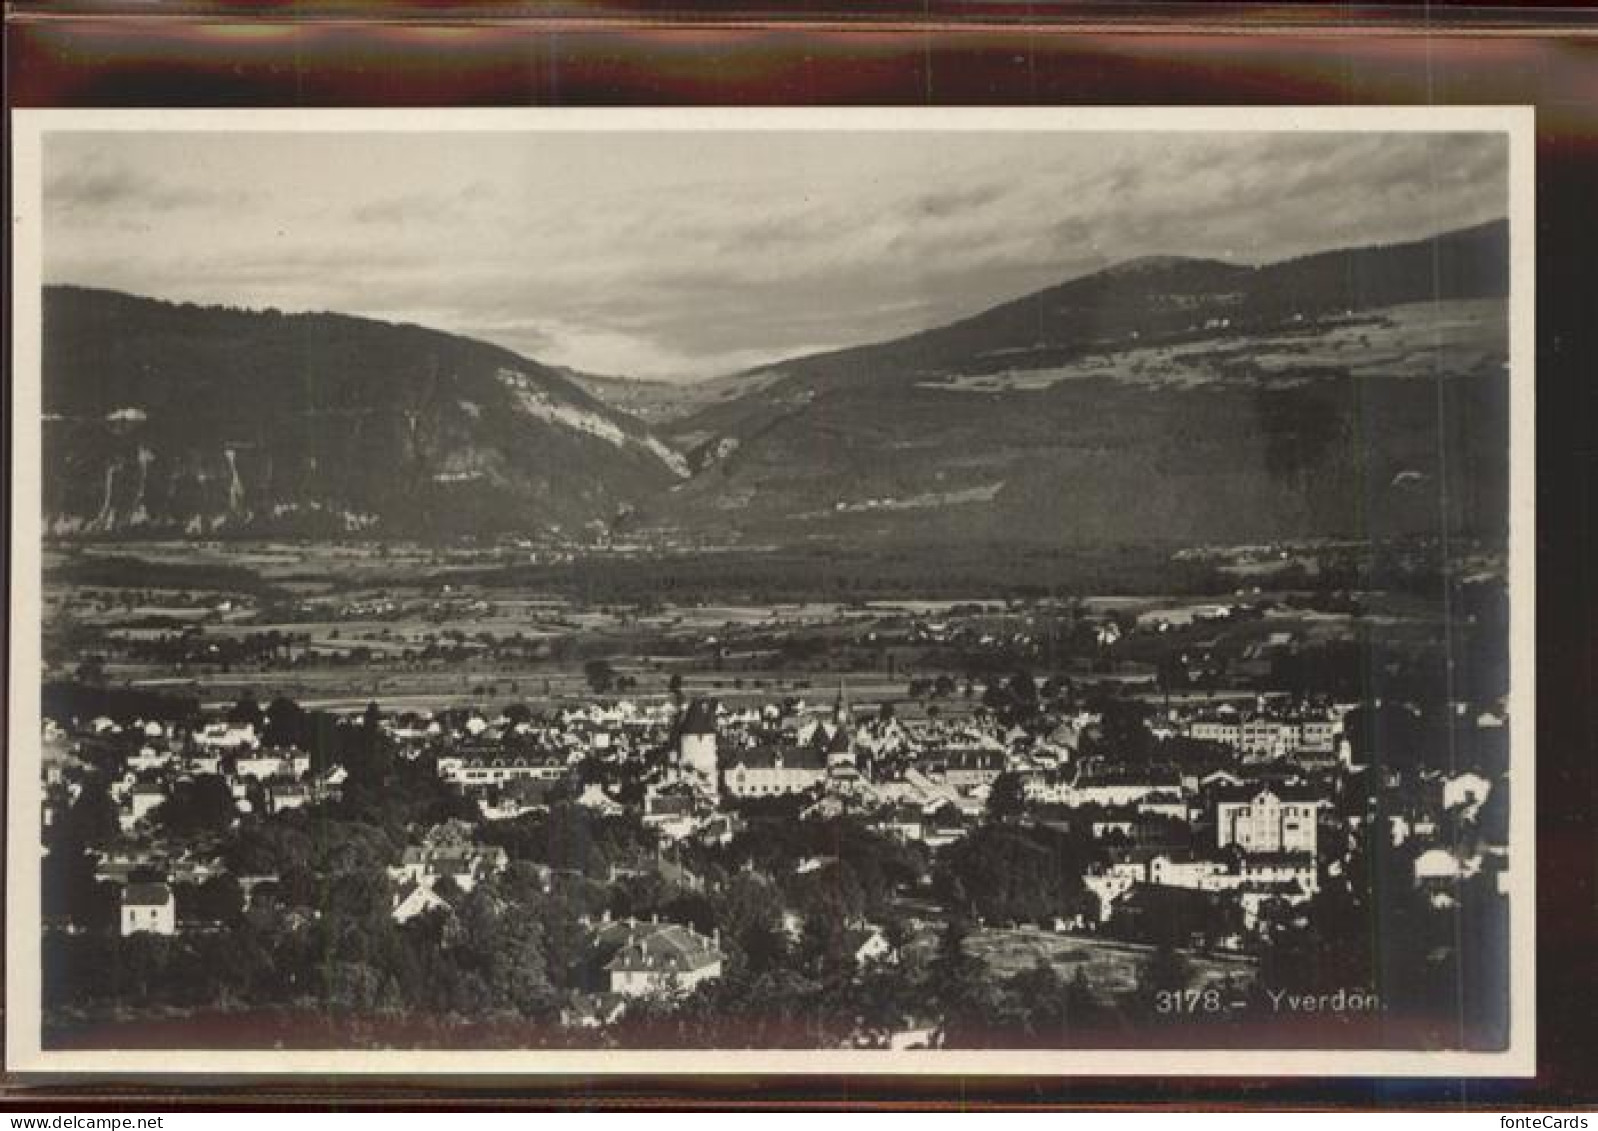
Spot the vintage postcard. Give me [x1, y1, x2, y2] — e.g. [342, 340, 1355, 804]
[6, 106, 1535, 1076]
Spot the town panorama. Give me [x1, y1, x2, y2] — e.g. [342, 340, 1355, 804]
[26, 120, 1519, 1058]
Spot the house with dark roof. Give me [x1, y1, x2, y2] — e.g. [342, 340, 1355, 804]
[389, 835, 508, 894]
[724, 745, 826, 798]
[268, 782, 310, 813]
[589, 917, 724, 998]
[642, 789, 701, 840]
[923, 748, 1006, 790]
[870, 802, 927, 843]
[120, 881, 176, 936]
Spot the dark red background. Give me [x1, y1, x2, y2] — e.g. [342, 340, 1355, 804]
[5, 3, 1597, 1110]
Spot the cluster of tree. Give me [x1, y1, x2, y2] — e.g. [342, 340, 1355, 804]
[476, 802, 660, 881]
[42, 681, 201, 726]
[44, 864, 560, 1029]
[604, 915, 1151, 1050]
[582, 659, 639, 695]
[48, 554, 275, 598]
[1248, 842, 1510, 1049]
[117, 630, 306, 670]
[934, 823, 1100, 926]
[450, 543, 1252, 606]
[720, 816, 929, 927]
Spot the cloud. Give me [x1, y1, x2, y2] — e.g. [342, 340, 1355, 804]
[915, 181, 1009, 220]
[45, 153, 249, 219]
[41, 128, 1509, 382]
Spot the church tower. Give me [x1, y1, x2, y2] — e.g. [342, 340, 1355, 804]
[678, 698, 719, 795]
[826, 680, 854, 768]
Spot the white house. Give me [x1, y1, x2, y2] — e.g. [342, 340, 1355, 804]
[120, 784, 167, 832]
[1149, 854, 1237, 891]
[1440, 771, 1492, 817]
[594, 919, 724, 998]
[1414, 847, 1482, 883]
[1084, 870, 1138, 922]
[392, 880, 452, 923]
[194, 721, 258, 751]
[120, 882, 177, 936]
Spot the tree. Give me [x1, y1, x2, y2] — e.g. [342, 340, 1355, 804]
[985, 771, 1027, 823]
[713, 871, 786, 971]
[154, 775, 237, 837]
[489, 911, 557, 1018]
[41, 849, 115, 930]
[1006, 669, 1039, 715]
[1006, 957, 1070, 1040]
[451, 887, 557, 1019]
[321, 960, 390, 1013]
[56, 776, 120, 848]
[263, 695, 308, 748]
[584, 659, 618, 695]
[1132, 942, 1194, 1023]
[849, 956, 919, 1042]
[1077, 693, 1156, 761]
[1142, 943, 1193, 993]
[312, 820, 398, 875]
[930, 917, 994, 1041]
[938, 823, 1094, 925]
[228, 692, 265, 732]
[223, 820, 313, 876]
[179, 874, 246, 926]
[324, 868, 395, 931]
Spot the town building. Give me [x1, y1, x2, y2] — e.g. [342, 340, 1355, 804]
[724, 745, 826, 798]
[1214, 785, 1323, 855]
[590, 917, 724, 998]
[391, 880, 454, 923]
[925, 748, 1005, 791]
[120, 882, 177, 936]
[437, 749, 569, 787]
[389, 824, 508, 894]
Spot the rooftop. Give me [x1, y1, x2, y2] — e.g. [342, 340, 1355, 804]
[122, 882, 173, 907]
[595, 921, 722, 974]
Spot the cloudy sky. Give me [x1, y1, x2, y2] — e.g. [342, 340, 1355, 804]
[44, 128, 1506, 382]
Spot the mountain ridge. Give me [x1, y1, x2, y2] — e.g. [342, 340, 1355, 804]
[665, 218, 1507, 446]
[39, 217, 1510, 546]
[41, 286, 685, 538]
[655, 219, 1510, 546]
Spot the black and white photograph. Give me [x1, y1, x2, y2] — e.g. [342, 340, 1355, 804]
[6, 107, 1534, 1076]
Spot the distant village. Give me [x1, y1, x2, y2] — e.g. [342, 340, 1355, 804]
[40, 654, 1511, 1042]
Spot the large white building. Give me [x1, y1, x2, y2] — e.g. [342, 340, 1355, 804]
[437, 749, 569, 787]
[233, 747, 311, 781]
[1214, 786, 1323, 855]
[1188, 708, 1341, 760]
[724, 746, 826, 798]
